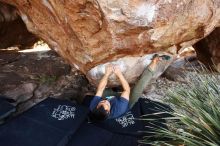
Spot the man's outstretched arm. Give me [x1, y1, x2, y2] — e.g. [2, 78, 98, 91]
[114, 66, 130, 101]
[95, 65, 113, 97]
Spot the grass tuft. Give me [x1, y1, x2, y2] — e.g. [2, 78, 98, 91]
[140, 71, 220, 146]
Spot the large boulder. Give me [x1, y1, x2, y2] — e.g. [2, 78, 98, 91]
[1, 0, 220, 72]
[87, 54, 154, 86]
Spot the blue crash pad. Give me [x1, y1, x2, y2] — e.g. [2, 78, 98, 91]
[84, 97, 171, 139]
[0, 96, 171, 146]
[93, 100, 144, 137]
[0, 98, 89, 146]
[0, 97, 15, 121]
[139, 98, 172, 136]
[67, 122, 113, 146]
[67, 122, 143, 146]
[106, 133, 138, 146]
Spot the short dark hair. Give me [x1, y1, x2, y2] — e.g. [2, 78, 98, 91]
[91, 105, 109, 121]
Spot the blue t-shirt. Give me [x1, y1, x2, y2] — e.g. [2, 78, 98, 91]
[89, 96, 129, 119]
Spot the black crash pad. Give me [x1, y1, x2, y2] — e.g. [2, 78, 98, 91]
[67, 122, 113, 146]
[67, 122, 142, 146]
[89, 98, 171, 139]
[0, 96, 171, 146]
[0, 98, 89, 146]
[0, 97, 15, 121]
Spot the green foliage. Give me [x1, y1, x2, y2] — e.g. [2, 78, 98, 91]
[36, 74, 57, 84]
[140, 73, 220, 146]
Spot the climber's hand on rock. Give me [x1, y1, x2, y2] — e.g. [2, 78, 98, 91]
[105, 64, 113, 76]
[113, 65, 122, 76]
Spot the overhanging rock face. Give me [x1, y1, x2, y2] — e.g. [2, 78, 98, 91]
[1, 0, 220, 84]
[87, 54, 155, 86]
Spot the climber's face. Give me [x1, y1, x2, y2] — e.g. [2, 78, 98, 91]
[97, 100, 111, 113]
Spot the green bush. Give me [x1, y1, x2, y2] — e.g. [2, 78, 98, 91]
[140, 73, 220, 146]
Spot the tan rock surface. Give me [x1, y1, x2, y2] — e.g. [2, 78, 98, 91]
[0, 0, 220, 85]
[87, 54, 155, 86]
[87, 53, 174, 86]
[1, 0, 219, 74]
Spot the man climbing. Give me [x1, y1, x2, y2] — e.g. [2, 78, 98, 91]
[90, 54, 172, 121]
[89, 64, 130, 121]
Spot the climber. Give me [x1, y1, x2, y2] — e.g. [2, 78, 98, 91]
[90, 54, 172, 121]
